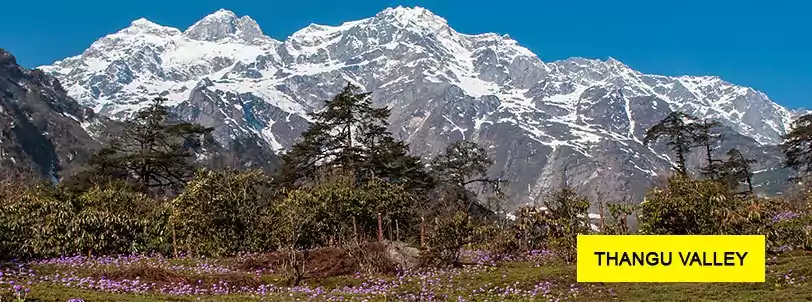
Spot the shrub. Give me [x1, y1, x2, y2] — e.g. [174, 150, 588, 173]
[170, 169, 278, 257]
[639, 176, 742, 235]
[0, 182, 157, 259]
[345, 242, 401, 274]
[0, 183, 75, 259]
[742, 196, 812, 252]
[514, 206, 554, 251]
[276, 170, 419, 248]
[73, 183, 160, 255]
[639, 175, 811, 252]
[421, 211, 474, 267]
[766, 211, 811, 251]
[543, 188, 592, 262]
[603, 203, 636, 235]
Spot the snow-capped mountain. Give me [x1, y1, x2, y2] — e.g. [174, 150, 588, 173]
[0, 47, 279, 181]
[39, 6, 800, 207]
[793, 109, 810, 120]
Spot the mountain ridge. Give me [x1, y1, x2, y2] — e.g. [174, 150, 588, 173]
[36, 6, 798, 208]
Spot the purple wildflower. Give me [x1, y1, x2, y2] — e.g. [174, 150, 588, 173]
[771, 211, 801, 223]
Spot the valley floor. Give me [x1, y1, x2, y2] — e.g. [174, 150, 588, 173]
[2, 250, 810, 302]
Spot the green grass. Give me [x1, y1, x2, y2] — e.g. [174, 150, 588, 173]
[4, 251, 811, 301]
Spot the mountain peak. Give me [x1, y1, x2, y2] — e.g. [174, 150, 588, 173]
[184, 8, 267, 43]
[130, 18, 158, 28]
[120, 18, 180, 37]
[380, 5, 433, 16]
[605, 57, 635, 73]
[209, 8, 238, 19]
[374, 6, 448, 31]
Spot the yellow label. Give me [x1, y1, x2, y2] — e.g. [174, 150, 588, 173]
[577, 235, 765, 282]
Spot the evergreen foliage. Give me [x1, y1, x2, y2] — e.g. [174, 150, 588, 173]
[68, 97, 213, 194]
[643, 111, 699, 175]
[278, 170, 419, 248]
[1, 87, 811, 272]
[692, 120, 724, 179]
[428, 140, 506, 217]
[720, 148, 757, 194]
[279, 84, 432, 194]
[639, 176, 744, 235]
[781, 113, 812, 176]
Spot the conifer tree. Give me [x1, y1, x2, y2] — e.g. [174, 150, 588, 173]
[74, 97, 212, 193]
[720, 148, 756, 194]
[780, 114, 812, 176]
[643, 111, 699, 176]
[279, 83, 432, 193]
[692, 120, 724, 179]
[429, 140, 506, 214]
[430, 140, 494, 186]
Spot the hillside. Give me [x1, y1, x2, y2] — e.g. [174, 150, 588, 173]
[0, 48, 108, 179]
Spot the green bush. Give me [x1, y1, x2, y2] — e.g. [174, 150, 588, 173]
[73, 183, 160, 255]
[0, 182, 158, 259]
[767, 213, 811, 251]
[421, 211, 474, 267]
[0, 183, 75, 259]
[544, 188, 592, 262]
[639, 176, 811, 252]
[276, 171, 419, 248]
[743, 196, 812, 252]
[170, 169, 278, 257]
[510, 206, 552, 251]
[477, 189, 592, 263]
[603, 203, 636, 235]
[639, 176, 743, 235]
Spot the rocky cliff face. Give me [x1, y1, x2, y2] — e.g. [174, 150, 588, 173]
[37, 6, 798, 208]
[0, 48, 107, 179]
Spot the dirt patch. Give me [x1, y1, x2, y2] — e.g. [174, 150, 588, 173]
[89, 264, 265, 288]
[234, 246, 356, 278]
[307, 246, 358, 277]
[234, 241, 419, 278]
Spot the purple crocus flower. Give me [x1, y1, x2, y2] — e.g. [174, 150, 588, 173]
[771, 211, 801, 223]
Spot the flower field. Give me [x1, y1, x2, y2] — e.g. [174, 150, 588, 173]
[1, 249, 810, 302]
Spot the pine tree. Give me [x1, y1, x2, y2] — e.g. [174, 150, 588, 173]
[780, 114, 812, 176]
[430, 140, 494, 186]
[428, 140, 506, 215]
[720, 148, 757, 194]
[643, 111, 699, 176]
[279, 83, 432, 193]
[692, 120, 724, 179]
[72, 97, 212, 193]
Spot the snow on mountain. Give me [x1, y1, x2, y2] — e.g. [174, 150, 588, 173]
[793, 109, 810, 120]
[38, 6, 799, 207]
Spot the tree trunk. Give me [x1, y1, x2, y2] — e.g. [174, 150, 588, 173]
[352, 216, 358, 244]
[377, 213, 383, 243]
[420, 216, 425, 249]
[172, 222, 178, 258]
[676, 142, 688, 176]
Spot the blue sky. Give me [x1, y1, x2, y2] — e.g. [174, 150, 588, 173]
[1, 0, 809, 109]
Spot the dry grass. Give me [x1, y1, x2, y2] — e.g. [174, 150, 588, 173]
[91, 264, 188, 284]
